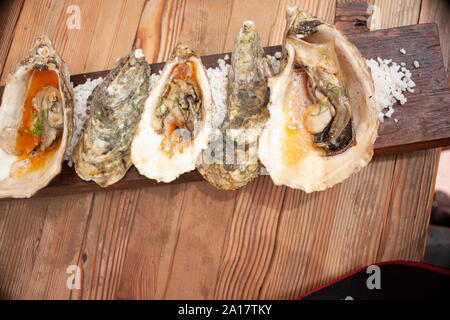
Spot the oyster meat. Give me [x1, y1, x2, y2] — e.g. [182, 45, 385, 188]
[131, 44, 214, 182]
[258, 8, 379, 192]
[0, 36, 73, 198]
[198, 21, 273, 190]
[72, 49, 150, 187]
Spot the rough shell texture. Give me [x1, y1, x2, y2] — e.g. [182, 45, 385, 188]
[131, 43, 214, 183]
[258, 8, 379, 192]
[198, 21, 273, 190]
[72, 50, 150, 187]
[0, 35, 73, 198]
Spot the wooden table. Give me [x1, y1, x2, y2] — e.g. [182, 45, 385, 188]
[0, 0, 448, 300]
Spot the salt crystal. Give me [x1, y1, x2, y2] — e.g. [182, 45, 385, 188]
[366, 57, 416, 121]
[65, 77, 104, 165]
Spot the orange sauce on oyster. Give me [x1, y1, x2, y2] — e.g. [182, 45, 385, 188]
[281, 69, 324, 166]
[12, 70, 61, 178]
[281, 124, 310, 166]
[160, 61, 201, 157]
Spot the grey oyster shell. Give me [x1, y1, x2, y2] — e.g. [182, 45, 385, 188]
[0, 35, 73, 198]
[72, 49, 150, 187]
[197, 21, 273, 190]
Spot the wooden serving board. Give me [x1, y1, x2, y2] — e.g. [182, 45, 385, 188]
[0, 23, 449, 197]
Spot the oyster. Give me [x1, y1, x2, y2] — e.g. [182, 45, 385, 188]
[131, 44, 214, 182]
[198, 21, 273, 190]
[258, 8, 379, 192]
[72, 49, 150, 187]
[0, 36, 73, 198]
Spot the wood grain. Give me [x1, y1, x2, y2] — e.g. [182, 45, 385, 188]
[0, 192, 93, 299]
[0, 0, 146, 300]
[71, 188, 141, 299]
[0, 0, 24, 79]
[419, 0, 450, 76]
[115, 183, 187, 299]
[0, 0, 146, 84]
[372, 0, 422, 30]
[259, 153, 398, 299]
[335, 0, 371, 33]
[214, 176, 286, 299]
[0, 0, 444, 300]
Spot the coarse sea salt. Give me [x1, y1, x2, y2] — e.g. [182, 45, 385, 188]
[267, 52, 281, 74]
[366, 57, 415, 122]
[206, 52, 282, 133]
[149, 70, 161, 90]
[206, 58, 230, 139]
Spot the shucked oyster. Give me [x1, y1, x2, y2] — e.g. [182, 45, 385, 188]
[258, 8, 378, 192]
[0, 36, 73, 198]
[198, 21, 273, 190]
[72, 49, 150, 187]
[131, 44, 214, 182]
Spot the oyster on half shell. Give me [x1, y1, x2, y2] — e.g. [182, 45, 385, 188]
[258, 8, 379, 192]
[0, 36, 73, 198]
[72, 49, 150, 187]
[131, 44, 214, 183]
[198, 21, 273, 190]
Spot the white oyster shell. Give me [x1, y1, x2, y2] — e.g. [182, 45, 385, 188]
[131, 44, 214, 182]
[0, 36, 73, 198]
[258, 8, 378, 192]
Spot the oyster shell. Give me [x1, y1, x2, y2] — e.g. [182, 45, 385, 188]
[258, 8, 379, 192]
[0, 35, 73, 198]
[198, 21, 273, 190]
[131, 44, 214, 182]
[72, 49, 150, 187]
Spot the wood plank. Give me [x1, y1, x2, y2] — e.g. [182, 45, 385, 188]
[159, 182, 237, 299]
[1, 23, 447, 198]
[256, 0, 438, 299]
[376, 149, 438, 261]
[0, 0, 24, 80]
[214, 176, 286, 299]
[115, 183, 187, 299]
[0, 0, 146, 85]
[0, 0, 66, 85]
[139, 0, 251, 299]
[18, 193, 94, 299]
[70, 188, 141, 299]
[419, 0, 450, 76]
[0, 193, 93, 299]
[335, 0, 371, 33]
[0, 0, 147, 300]
[258, 149, 438, 299]
[371, 0, 422, 30]
[258, 152, 398, 298]
[162, 0, 284, 300]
